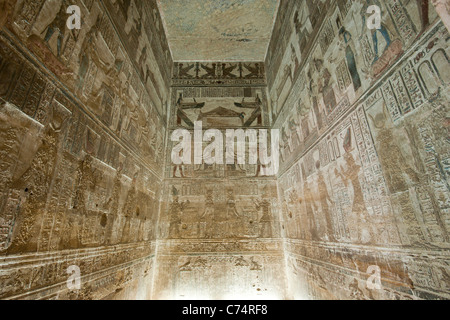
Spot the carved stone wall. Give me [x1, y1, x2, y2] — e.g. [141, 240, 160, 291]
[0, 0, 171, 300]
[267, 0, 449, 300]
[0, 0, 449, 301]
[152, 61, 287, 299]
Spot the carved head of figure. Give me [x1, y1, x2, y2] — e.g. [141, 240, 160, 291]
[342, 127, 353, 154]
[132, 171, 139, 184]
[42, 126, 58, 148]
[343, 151, 356, 167]
[49, 99, 72, 133]
[172, 186, 179, 201]
[315, 160, 321, 171]
[313, 58, 323, 73]
[85, 129, 98, 155]
[83, 153, 92, 168]
[369, 103, 389, 130]
[338, 27, 350, 44]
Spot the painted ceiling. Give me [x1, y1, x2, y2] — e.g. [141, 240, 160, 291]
[157, 0, 279, 62]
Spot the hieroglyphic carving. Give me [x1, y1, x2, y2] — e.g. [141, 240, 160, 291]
[0, 0, 448, 301]
[0, 0, 169, 300]
[160, 180, 279, 241]
[271, 1, 449, 299]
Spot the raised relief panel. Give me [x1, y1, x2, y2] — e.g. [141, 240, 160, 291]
[0, 0, 171, 300]
[0, 0, 448, 301]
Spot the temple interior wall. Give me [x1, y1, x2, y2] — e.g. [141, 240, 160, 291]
[0, 0, 448, 300]
[267, 0, 449, 300]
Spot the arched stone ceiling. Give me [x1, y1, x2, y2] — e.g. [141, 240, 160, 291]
[157, 0, 280, 62]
